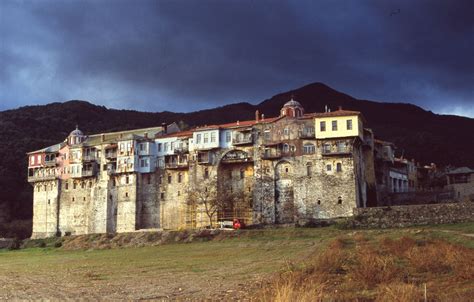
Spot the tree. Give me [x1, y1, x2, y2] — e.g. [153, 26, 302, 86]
[187, 177, 221, 228]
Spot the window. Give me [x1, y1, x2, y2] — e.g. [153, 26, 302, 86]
[336, 163, 342, 172]
[240, 169, 245, 179]
[211, 132, 216, 143]
[126, 176, 129, 184]
[226, 132, 231, 142]
[140, 144, 144, 151]
[306, 163, 312, 176]
[83, 197, 86, 201]
[72, 197, 75, 202]
[337, 142, 346, 153]
[168, 174, 172, 183]
[158, 143, 162, 152]
[338, 196, 342, 204]
[320, 121, 326, 132]
[103, 164, 107, 171]
[204, 168, 209, 179]
[65, 182, 69, 190]
[160, 192, 165, 200]
[164, 143, 168, 152]
[125, 192, 129, 198]
[203, 133, 209, 143]
[323, 143, 331, 154]
[73, 182, 77, 189]
[326, 164, 332, 171]
[283, 127, 289, 136]
[346, 119, 352, 130]
[196, 134, 201, 144]
[178, 173, 182, 183]
[81, 182, 85, 189]
[283, 144, 289, 153]
[170, 142, 175, 151]
[264, 130, 270, 140]
[332, 120, 338, 131]
[303, 143, 315, 154]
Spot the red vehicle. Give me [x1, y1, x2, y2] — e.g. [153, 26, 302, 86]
[233, 219, 245, 230]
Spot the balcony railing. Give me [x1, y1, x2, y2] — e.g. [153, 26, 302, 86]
[232, 137, 253, 145]
[27, 174, 57, 182]
[44, 160, 57, 167]
[322, 147, 351, 156]
[105, 151, 117, 159]
[165, 161, 189, 169]
[83, 155, 96, 162]
[174, 146, 189, 153]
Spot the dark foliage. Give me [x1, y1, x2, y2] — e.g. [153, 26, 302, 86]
[1, 82, 473, 223]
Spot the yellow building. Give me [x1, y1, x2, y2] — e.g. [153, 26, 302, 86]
[314, 108, 364, 139]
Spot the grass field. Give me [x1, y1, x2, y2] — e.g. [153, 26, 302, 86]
[1, 224, 473, 300]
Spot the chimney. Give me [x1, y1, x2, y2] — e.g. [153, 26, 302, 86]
[261, 114, 265, 121]
[101, 134, 105, 142]
[255, 110, 260, 122]
[237, 120, 240, 125]
[161, 122, 167, 133]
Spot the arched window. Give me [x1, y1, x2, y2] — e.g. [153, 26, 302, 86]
[178, 173, 182, 183]
[336, 163, 342, 172]
[283, 127, 289, 136]
[167, 174, 172, 183]
[338, 196, 343, 204]
[303, 143, 316, 154]
[283, 144, 289, 153]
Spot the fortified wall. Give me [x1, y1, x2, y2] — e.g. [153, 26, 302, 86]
[351, 201, 474, 228]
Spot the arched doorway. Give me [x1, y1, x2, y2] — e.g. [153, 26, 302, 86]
[274, 161, 294, 223]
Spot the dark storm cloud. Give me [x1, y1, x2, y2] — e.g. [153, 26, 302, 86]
[1, 0, 473, 116]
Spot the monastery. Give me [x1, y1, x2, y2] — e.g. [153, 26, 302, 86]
[27, 99, 378, 238]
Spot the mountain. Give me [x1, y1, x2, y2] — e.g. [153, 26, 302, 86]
[1, 82, 473, 222]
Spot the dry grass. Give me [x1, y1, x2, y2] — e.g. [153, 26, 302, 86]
[260, 234, 474, 301]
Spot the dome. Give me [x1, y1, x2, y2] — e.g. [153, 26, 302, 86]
[69, 127, 83, 137]
[283, 98, 303, 108]
[68, 125, 85, 145]
[280, 97, 304, 118]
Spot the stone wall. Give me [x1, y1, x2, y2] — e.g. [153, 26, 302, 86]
[351, 201, 474, 228]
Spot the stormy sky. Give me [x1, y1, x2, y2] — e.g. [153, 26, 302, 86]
[1, 0, 473, 117]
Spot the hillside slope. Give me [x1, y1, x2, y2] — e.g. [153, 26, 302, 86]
[1, 82, 473, 220]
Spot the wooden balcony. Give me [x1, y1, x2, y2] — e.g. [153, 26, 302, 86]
[232, 137, 253, 146]
[165, 162, 189, 169]
[27, 174, 57, 182]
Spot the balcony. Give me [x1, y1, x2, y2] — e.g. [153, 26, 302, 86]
[232, 136, 253, 146]
[105, 151, 117, 160]
[322, 147, 352, 156]
[197, 152, 213, 164]
[261, 150, 282, 160]
[174, 146, 189, 154]
[165, 161, 189, 169]
[221, 151, 253, 164]
[27, 174, 57, 182]
[44, 160, 57, 167]
[299, 131, 315, 139]
[82, 154, 96, 162]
